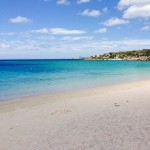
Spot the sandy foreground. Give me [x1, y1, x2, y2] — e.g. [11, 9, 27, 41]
[0, 81, 150, 150]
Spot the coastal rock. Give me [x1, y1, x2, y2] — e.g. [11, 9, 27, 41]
[146, 57, 150, 60]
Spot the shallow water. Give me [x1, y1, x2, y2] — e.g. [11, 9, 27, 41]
[0, 59, 150, 100]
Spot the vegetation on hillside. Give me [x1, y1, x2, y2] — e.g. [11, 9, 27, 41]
[88, 49, 150, 60]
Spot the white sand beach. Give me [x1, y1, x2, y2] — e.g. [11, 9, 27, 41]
[0, 80, 150, 150]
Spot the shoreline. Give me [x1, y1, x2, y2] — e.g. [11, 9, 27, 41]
[1, 80, 150, 149]
[0, 79, 150, 113]
[1, 78, 150, 104]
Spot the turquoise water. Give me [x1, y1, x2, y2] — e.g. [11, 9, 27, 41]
[0, 60, 150, 100]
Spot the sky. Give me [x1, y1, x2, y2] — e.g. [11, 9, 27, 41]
[0, 0, 150, 59]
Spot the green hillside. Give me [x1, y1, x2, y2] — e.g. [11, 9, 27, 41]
[87, 49, 150, 60]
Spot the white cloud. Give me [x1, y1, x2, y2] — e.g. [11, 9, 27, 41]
[62, 36, 93, 41]
[116, 39, 150, 47]
[118, 0, 150, 10]
[32, 28, 49, 34]
[95, 28, 107, 33]
[57, 0, 70, 5]
[102, 7, 108, 14]
[36, 36, 56, 40]
[77, 0, 90, 4]
[123, 5, 150, 19]
[9, 16, 32, 24]
[118, 0, 150, 19]
[141, 25, 150, 30]
[0, 42, 10, 49]
[80, 9, 101, 17]
[104, 17, 129, 26]
[32, 28, 86, 35]
[1, 38, 150, 59]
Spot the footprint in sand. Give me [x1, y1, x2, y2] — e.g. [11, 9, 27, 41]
[51, 109, 71, 115]
[115, 103, 120, 107]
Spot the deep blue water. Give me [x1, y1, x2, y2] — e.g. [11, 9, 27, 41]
[0, 59, 150, 100]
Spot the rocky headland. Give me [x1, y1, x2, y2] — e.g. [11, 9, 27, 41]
[85, 49, 150, 61]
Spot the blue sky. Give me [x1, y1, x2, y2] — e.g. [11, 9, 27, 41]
[0, 0, 150, 59]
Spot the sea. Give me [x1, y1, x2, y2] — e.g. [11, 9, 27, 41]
[0, 59, 150, 101]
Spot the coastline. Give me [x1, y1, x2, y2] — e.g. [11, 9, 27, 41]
[85, 49, 150, 61]
[0, 79, 150, 109]
[0, 80, 150, 149]
[1, 59, 150, 101]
